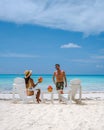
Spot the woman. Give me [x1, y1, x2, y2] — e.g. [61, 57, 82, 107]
[24, 70, 41, 103]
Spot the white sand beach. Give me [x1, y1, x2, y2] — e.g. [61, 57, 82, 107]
[0, 93, 104, 130]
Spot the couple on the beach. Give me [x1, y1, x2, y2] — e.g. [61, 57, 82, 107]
[24, 64, 67, 103]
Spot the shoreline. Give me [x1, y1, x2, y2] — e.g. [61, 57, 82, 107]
[0, 91, 104, 100]
[1, 90, 104, 94]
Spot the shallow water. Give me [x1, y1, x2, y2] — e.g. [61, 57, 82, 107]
[0, 74, 104, 93]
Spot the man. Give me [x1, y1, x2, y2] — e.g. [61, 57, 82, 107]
[52, 64, 67, 92]
[24, 70, 41, 103]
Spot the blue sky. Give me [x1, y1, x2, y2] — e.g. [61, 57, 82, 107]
[0, 0, 104, 74]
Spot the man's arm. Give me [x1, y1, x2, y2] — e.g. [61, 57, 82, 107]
[63, 71, 67, 87]
[52, 72, 56, 85]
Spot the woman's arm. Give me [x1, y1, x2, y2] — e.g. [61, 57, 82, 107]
[30, 78, 38, 88]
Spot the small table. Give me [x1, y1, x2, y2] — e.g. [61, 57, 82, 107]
[41, 90, 72, 104]
[41, 91, 54, 103]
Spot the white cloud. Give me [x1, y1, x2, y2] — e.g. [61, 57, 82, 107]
[68, 54, 104, 64]
[99, 49, 104, 54]
[0, 53, 39, 58]
[70, 59, 98, 63]
[0, 0, 104, 35]
[91, 55, 104, 59]
[96, 64, 104, 68]
[61, 43, 81, 48]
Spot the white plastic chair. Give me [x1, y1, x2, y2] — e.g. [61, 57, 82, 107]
[70, 79, 82, 102]
[13, 77, 36, 103]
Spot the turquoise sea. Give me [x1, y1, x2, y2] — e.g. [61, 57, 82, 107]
[0, 74, 104, 93]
